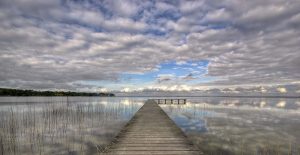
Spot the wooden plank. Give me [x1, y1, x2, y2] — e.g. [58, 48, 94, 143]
[102, 99, 201, 155]
[105, 150, 200, 155]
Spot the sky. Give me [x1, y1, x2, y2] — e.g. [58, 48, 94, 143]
[0, 0, 300, 95]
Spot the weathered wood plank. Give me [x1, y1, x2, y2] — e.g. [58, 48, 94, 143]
[102, 99, 201, 155]
[105, 150, 200, 155]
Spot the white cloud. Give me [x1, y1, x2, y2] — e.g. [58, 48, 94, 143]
[103, 17, 147, 32]
[179, 1, 204, 15]
[110, 0, 139, 17]
[176, 61, 187, 65]
[0, 0, 300, 94]
[155, 2, 176, 12]
[121, 87, 131, 93]
[239, 4, 287, 24]
[99, 88, 108, 92]
[203, 8, 231, 22]
[277, 87, 287, 93]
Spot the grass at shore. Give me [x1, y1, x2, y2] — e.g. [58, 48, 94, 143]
[0, 100, 140, 154]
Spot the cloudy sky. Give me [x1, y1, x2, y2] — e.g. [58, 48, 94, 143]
[0, 0, 300, 95]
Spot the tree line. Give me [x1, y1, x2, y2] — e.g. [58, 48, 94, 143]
[0, 88, 115, 96]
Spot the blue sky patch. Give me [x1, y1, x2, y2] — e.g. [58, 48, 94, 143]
[120, 60, 215, 88]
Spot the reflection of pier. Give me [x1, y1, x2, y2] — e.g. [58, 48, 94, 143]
[153, 99, 187, 104]
[103, 99, 199, 155]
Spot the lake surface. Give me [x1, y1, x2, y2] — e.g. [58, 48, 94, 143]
[0, 97, 144, 155]
[160, 97, 300, 155]
[0, 97, 300, 155]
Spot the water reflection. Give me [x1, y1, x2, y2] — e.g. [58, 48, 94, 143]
[160, 97, 300, 155]
[0, 97, 145, 155]
[175, 97, 300, 110]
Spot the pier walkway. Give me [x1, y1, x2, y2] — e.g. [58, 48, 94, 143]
[103, 99, 201, 155]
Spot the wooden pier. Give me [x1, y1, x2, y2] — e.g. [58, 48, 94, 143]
[103, 99, 200, 155]
[154, 99, 187, 104]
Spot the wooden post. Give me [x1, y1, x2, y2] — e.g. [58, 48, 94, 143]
[165, 99, 166, 104]
[171, 99, 173, 104]
[178, 99, 180, 104]
[184, 99, 186, 104]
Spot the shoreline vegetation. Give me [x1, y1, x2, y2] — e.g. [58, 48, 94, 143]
[0, 88, 115, 96]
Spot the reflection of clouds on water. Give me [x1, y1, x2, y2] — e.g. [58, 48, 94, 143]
[120, 98, 145, 106]
[220, 99, 240, 107]
[121, 99, 131, 105]
[0, 97, 146, 155]
[185, 102, 193, 108]
[161, 104, 222, 133]
[161, 97, 300, 155]
[186, 97, 300, 111]
[100, 100, 108, 105]
[259, 101, 267, 108]
[171, 113, 207, 133]
[276, 101, 286, 108]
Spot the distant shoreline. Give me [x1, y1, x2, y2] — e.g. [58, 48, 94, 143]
[0, 88, 115, 97]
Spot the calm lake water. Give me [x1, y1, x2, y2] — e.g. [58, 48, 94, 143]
[0, 97, 300, 155]
[0, 97, 144, 155]
[160, 97, 300, 155]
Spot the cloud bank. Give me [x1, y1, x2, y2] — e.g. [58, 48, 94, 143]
[0, 0, 300, 95]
